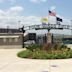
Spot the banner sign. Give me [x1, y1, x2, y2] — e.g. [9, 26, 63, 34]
[25, 24, 70, 30]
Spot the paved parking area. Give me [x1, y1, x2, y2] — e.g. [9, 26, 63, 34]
[0, 49, 72, 72]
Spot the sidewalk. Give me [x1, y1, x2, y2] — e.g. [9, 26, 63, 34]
[0, 49, 72, 72]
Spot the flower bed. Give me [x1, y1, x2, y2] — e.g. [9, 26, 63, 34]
[17, 44, 72, 59]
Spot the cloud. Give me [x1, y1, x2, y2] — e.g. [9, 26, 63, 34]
[10, 6, 23, 11]
[0, 16, 41, 28]
[0, 0, 16, 3]
[30, 0, 38, 3]
[0, 6, 41, 28]
[0, 6, 25, 28]
[0, 10, 5, 16]
[50, 6, 56, 11]
[7, 6, 24, 16]
[0, 6, 24, 16]
[41, 0, 47, 2]
[50, 6, 56, 14]
[30, 0, 47, 3]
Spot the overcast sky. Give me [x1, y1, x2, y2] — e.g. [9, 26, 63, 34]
[0, 0, 71, 35]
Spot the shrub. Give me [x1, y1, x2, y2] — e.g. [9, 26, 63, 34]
[43, 43, 52, 51]
[26, 44, 42, 51]
[17, 44, 72, 59]
[32, 50, 48, 59]
[67, 50, 72, 58]
[54, 53, 67, 59]
[17, 50, 32, 58]
[60, 44, 67, 49]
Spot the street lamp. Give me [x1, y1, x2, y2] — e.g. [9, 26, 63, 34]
[20, 26, 25, 48]
[18, 20, 21, 29]
[71, 20, 72, 36]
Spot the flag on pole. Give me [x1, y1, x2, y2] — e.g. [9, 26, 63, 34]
[49, 10, 56, 16]
[41, 17, 48, 23]
[56, 17, 63, 22]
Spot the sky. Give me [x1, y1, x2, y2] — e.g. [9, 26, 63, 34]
[0, 0, 71, 17]
[0, 0, 72, 35]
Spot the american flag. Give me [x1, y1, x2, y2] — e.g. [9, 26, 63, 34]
[49, 10, 56, 16]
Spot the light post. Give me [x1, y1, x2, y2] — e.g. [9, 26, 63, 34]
[20, 26, 25, 48]
[7, 25, 9, 33]
[18, 20, 21, 29]
[71, 20, 72, 36]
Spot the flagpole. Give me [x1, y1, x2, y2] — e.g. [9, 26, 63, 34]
[48, 10, 49, 24]
[71, 20, 72, 36]
[48, 10, 51, 72]
[48, 10, 50, 33]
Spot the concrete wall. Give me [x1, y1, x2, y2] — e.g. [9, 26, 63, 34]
[0, 33, 23, 49]
[0, 33, 22, 45]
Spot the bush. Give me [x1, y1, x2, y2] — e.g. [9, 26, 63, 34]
[53, 44, 67, 50]
[60, 44, 67, 49]
[17, 50, 32, 58]
[43, 43, 52, 51]
[32, 50, 48, 59]
[17, 44, 72, 59]
[17, 49, 72, 59]
[54, 53, 67, 59]
[26, 44, 42, 51]
[67, 50, 72, 58]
